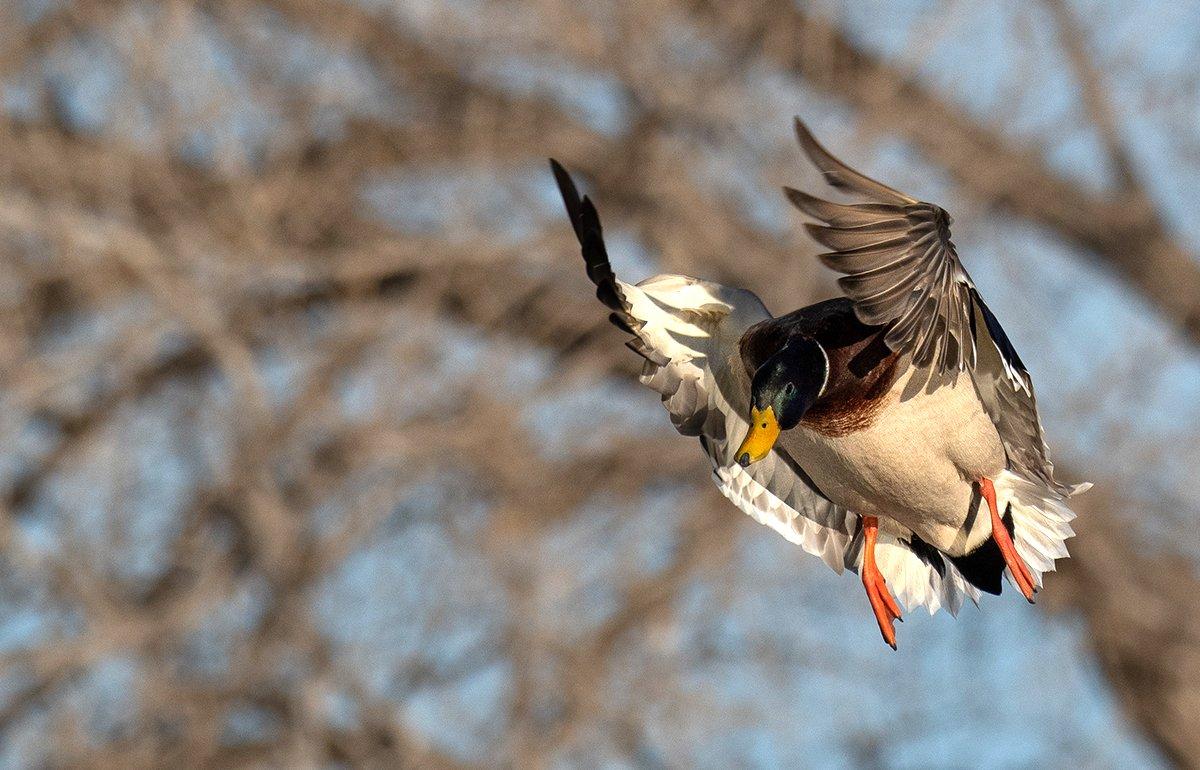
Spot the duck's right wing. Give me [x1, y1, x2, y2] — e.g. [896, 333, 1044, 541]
[627, 276, 857, 574]
[550, 158, 853, 570]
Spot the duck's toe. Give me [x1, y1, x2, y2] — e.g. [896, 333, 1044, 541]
[861, 515, 903, 650]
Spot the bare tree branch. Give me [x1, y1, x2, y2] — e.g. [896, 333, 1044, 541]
[1042, 0, 1140, 191]
[693, 0, 1200, 342]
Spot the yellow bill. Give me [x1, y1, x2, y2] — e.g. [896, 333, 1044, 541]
[735, 405, 780, 467]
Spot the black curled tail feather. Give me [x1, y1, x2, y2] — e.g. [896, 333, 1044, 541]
[944, 506, 1016, 596]
[550, 159, 657, 357]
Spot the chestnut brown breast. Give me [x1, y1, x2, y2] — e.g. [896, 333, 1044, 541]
[740, 298, 901, 437]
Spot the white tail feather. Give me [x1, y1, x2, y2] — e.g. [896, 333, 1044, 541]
[873, 535, 980, 616]
[993, 469, 1085, 589]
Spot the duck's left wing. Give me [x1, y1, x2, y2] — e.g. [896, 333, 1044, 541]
[550, 159, 855, 571]
[786, 119, 1068, 493]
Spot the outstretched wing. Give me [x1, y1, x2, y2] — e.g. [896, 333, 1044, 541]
[786, 119, 1065, 492]
[551, 159, 984, 614]
[549, 158, 854, 565]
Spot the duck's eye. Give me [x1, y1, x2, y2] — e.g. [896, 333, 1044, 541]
[782, 382, 796, 397]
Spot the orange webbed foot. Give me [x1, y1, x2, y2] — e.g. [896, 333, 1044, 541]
[861, 515, 903, 649]
[979, 477, 1037, 602]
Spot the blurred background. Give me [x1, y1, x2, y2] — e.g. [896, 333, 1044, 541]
[0, 0, 1197, 767]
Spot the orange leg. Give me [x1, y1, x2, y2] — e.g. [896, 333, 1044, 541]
[979, 477, 1037, 603]
[861, 515, 902, 650]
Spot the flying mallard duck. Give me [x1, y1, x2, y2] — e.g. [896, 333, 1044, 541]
[550, 118, 1090, 649]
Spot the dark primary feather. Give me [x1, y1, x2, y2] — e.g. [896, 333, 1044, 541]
[551, 159, 672, 368]
[786, 118, 1064, 491]
[792, 117, 915, 206]
[550, 159, 621, 311]
[785, 187, 904, 227]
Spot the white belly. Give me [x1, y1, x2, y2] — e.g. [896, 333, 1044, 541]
[779, 369, 1005, 554]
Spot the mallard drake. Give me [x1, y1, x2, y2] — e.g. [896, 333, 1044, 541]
[550, 118, 1089, 649]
